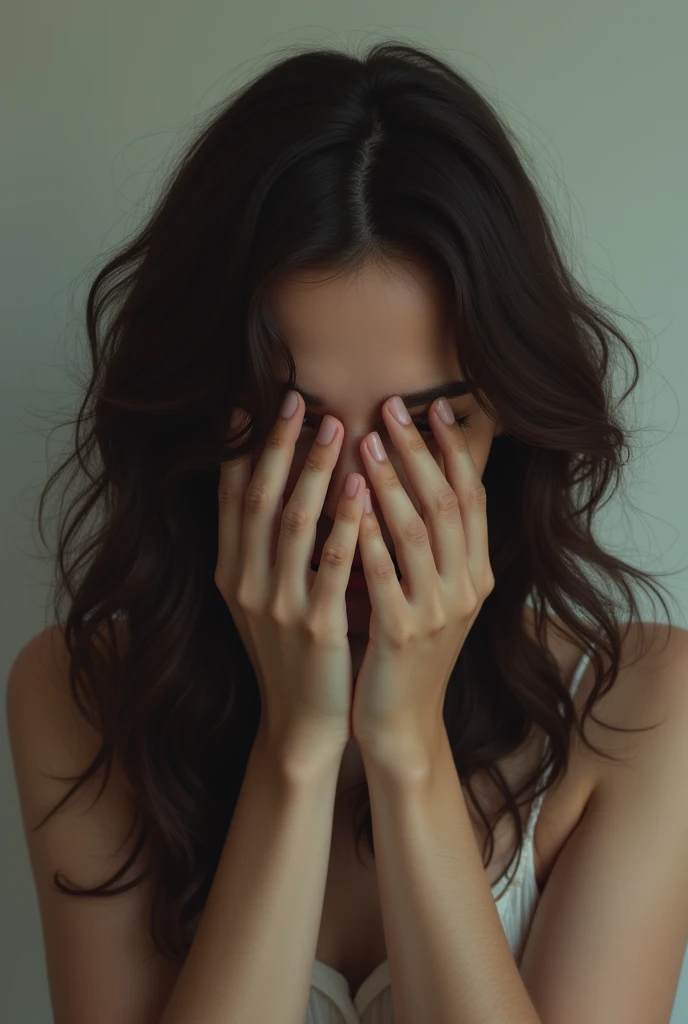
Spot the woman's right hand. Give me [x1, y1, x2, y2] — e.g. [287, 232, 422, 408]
[215, 389, 366, 771]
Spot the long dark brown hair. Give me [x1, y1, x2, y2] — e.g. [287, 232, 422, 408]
[33, 41, 679, 961]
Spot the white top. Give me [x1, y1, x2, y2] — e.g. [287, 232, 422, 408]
[305, 644, 594, 1024]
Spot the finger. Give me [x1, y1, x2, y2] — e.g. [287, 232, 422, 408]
[272, 409, 345, 606]
[380, 398, 466, 583]
[309, 472, 366, 612]
[360, 429, 438, 604]
[357, 488, 409, 623]
[240, 392, 306, 601]
[427, 401, 490, 595]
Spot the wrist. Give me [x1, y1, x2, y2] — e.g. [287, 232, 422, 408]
[254, 716, 348, 784]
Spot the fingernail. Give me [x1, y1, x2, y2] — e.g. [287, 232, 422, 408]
[388, 395, 411, 425]
[345, 472, 359, 498]
[316, 415, 337, 445]
[279, 390, 299, 419]
[436, 397, 454, 424]
[366, 432, 386, 462]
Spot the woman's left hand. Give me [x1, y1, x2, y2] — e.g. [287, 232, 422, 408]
[351, 394, 495, 767]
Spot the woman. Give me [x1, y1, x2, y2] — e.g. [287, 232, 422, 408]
[7, 41, 688, 1024]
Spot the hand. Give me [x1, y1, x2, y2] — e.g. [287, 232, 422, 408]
[215, 391, 366, 771]
[351, 395, 495, 765]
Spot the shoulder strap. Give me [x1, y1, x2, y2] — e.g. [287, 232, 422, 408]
[525, 643, 595, 838]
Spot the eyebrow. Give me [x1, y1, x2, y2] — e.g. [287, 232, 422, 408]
[287, 379, 476, 410]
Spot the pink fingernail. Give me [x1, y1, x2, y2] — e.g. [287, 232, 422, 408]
[279, 390, 299, 419]
[436, 397, 455, 424]
[345, 473, 359, 498]
[388, 395, 411, 424]
[316, 415, 337, 445]
[366, 432, 386, 462]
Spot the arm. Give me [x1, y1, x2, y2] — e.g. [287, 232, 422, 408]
[361, 728, 539, 1024]
[7, 625, 344, 1024]
[162, 723, 344, 1024]
[359, 627, 688, 1024]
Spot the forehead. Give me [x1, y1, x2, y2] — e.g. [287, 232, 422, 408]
[269, 260, 463, 401]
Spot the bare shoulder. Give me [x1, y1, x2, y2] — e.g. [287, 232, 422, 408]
[6, 623, 180, 1024]
[519, 618, 688, 1017]
[567, 618, 688, 779]
[527, 611, 688, 783]
[591, 620, 688, 727]
[6, 620, 135, 806]
[7, 624, 103, 810]
[613, 619, 688, 766]
[8, 622, 106, 754]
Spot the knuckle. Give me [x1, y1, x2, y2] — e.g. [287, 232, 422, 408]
[387, 616, 415, 648]
[408, 433, 428, 455]
[320, 541, 348, 571]
[373, 559, 398, 584]
[448, 430, 469, 454]
[467, 481, 488, 509]
[302, 611, 335, 642]
[378, 471, 400, 495]
[359, 513, 380, 543]
[235, 578, 260, 612]
[304, 445, 329, 475]
[435, 487, 461, 519]
[403, 515, 428, 549]
[213, 566, 228, 595]
[302, 617, 321, 642]
[281, 501, 310, 536]
[265, 422, 291, 450]
[458, 586, 479, 616]
[428, 605, 448, 636]
[244, 479, 271, 515]
[217, 480, 242, 508]
[267, 591, 293, 625]
[334, 500, 359, 526]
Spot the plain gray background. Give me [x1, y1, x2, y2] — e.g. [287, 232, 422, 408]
[2, 4, 687, 1021]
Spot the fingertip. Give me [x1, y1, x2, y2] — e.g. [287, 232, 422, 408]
[344, 472, 362, 501]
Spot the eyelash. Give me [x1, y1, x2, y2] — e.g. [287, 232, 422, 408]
[300, 413, 471, 438]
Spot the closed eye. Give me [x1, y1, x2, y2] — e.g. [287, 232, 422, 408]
[414, 414, 471, 435]
[299, 413, 471, 438]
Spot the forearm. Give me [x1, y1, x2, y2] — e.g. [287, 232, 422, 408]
[361, 728, 540, 1024]
[161, 723, 344, 1024]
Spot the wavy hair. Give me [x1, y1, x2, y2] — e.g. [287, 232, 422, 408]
[33, 41, 678, 961]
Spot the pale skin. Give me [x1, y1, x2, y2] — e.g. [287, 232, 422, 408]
[7, 257, 688, 1023]
[254, 257, 503, 798]
[245, 260, 688, 1022]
